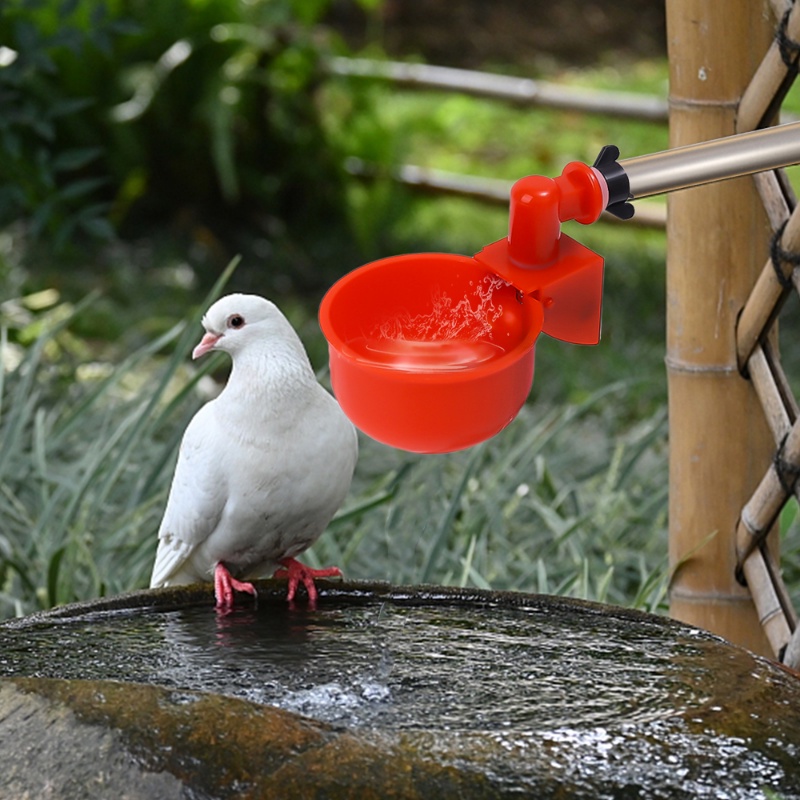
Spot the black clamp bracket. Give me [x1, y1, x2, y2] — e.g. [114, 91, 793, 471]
[593, 145, 634, 220]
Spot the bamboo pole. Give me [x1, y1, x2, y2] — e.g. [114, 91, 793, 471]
[736, 339, 800, 658]
[747, 343, 794, 441]
[752, 170, 795, 231]
[343, 157, 668, 229]
[737, 1, 800, 131]
[736, 540, 794, 655]
[666, 0, 776, 655]
[327, 57, 670, 121]
[736, 208, 800, 369]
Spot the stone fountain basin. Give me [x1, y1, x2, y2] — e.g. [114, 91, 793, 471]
[1, 581, 800, 798]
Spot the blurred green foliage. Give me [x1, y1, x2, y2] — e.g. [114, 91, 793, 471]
[0, 0, 374, 286]
[0, 0, 131, 245]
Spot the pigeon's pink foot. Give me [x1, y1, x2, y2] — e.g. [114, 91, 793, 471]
[214, 562, 257, 609]
[274, 558, 342, 603]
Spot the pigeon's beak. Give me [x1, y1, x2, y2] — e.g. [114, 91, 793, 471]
[192, 332, 221, 360]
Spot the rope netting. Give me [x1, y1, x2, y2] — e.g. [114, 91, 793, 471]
[733, 0, 800, 664]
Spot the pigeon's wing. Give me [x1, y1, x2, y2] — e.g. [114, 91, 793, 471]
[150, 406, 226, 586]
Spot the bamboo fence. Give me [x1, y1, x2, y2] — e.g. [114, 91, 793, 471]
[328, 56, 670, 121]
[661, 0, 800, 663]
[727, 0, 800, 664]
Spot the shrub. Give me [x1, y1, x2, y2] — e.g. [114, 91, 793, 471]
[0, 0, 365, 286]
[0, 0, 132, 245]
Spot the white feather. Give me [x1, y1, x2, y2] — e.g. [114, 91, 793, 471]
[150, 293, 358, 588]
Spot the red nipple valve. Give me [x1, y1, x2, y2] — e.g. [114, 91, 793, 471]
[474, 147, 631, 346]
[507, 163, 608, 268]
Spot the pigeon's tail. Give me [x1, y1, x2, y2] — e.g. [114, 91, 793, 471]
[149, 534, 195, 588]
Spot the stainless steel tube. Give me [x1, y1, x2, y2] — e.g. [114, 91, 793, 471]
[619, 121, 800, 200]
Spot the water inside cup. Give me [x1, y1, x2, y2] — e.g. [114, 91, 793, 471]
[352, 337, 506, 372]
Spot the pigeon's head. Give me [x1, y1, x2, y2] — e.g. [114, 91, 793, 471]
[192, 293, 291, 360]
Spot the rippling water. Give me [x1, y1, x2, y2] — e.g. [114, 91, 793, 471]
[0, 601, 709, 729]
[3, 591, 800, 797]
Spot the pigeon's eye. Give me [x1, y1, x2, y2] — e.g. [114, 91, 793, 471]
[227, 314, 245, 330]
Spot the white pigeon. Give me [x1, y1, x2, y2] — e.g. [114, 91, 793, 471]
[150, 293, 358, 609]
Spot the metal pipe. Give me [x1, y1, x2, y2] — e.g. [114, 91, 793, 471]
[620, 121, 800, 199]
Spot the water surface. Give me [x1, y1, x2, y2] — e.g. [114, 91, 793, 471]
[2, 588, 800, 797]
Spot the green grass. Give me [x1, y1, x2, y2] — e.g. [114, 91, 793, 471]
[0, 295, 671, 618]
[13, 54, 800, 621]
[308, 384, 670, 611]
[0, 263, 237, 617]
